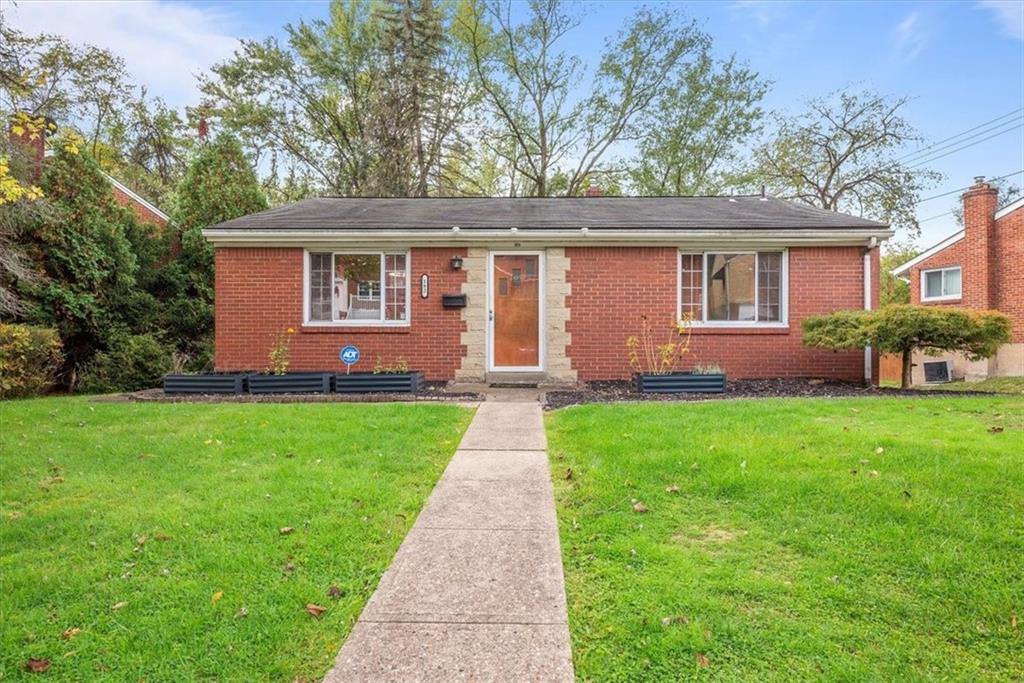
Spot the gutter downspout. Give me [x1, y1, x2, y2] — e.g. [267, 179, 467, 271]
[864, 238, 876, 385]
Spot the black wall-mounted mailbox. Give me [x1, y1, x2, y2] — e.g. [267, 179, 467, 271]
[442, 293, 467, 308]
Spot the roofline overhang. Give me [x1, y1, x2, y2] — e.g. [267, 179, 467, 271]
[202, 227, 894, 248]
[890, 229, 965, 276]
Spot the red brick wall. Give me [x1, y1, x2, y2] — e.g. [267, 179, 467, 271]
[565, 246, 876, 382]
[908, 185, 1022, 343]
[214, 247, 468, 380]
[112, 186, 168, 228]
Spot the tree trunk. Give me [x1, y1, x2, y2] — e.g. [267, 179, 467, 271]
[901, 350, 913, 389]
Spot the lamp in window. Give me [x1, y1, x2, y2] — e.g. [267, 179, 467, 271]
[449, 254, 463, 271]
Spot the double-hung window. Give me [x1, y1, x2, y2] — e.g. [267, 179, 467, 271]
[679, 251, 787, 326]
[920, 266, 961, 301]
[306, 251, 409, 324]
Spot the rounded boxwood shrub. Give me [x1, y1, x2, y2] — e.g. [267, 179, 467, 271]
[78, 334, 172, 393]
[0, 324, 63, 398]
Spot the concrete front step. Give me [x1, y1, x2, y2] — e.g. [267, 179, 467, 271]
[485, 371, 549, 386]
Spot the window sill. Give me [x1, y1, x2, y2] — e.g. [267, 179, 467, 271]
[300, 325, 411, 335]
[689, 325, 790, 335]
[920, 296, 961, 304]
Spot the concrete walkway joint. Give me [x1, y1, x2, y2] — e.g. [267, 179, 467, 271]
[324, 400, 574, 682]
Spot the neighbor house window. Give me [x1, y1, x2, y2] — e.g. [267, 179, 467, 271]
[678, 251, 786, 325]
[307, 251, 409, 324]
[921, 266, 961, 301]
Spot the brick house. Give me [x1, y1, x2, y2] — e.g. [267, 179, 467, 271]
[892, 178, 1023, 382]
[205, 196, 891, 384]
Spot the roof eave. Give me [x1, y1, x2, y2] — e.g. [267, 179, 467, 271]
[203, 227, 894, 248]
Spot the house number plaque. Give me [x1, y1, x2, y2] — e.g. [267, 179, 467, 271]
[420, 273, 429, 299]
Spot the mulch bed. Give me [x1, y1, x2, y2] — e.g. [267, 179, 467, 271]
[543, 378, 997, 410]
[119, 381, 483, 404]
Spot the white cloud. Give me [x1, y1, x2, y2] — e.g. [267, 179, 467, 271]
[729, 1, 792, 25]
[3, 0, 242, 109]
[977, 0, 1024, 40]
[892, 12, 926, 61]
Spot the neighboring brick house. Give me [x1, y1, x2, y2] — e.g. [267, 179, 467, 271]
[105, 173, 170, 229]
[892, 178, 1023, 382]
[204, 197, 890, 384]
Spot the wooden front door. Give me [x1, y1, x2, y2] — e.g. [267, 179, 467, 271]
[491, 253, 541, 369]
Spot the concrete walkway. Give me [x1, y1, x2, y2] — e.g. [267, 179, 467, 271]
[324, 400, 574, 682]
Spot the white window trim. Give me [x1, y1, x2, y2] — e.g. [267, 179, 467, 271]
[920, 266, 962, 302]
[677, 249, 789, 328]
[302, 248, 411, 327]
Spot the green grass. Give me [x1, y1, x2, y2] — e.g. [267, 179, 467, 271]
[547, 397, 1024, 682]
[0, 398, 472, 681]
[918, 377, 1024, 395]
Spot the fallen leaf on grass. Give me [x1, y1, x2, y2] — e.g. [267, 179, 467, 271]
[665, 484, 680, 493]
[632, 502, 649, 513]
[305, 604, 327, 619]
[874, 447, 885, 455]
[8, 510, 24, 520]
[25, 658, 50, 673]
[235, 607, 248, 619]
[61, 627, 80, 640]
[988, 426, 1004, 434]
[212, 591, 224, 604]
[564, 468, 573, 480]
[135, 535, 147, 546]
[111, 601, 127, 611]
[1011, 613, 1018, 629]
[868, 470, 880, 478]
[279, 527, 294, 536]
[661, 615, 689, 626]
[695, 653, 710, 668]
[327, 585, 342, 600]
[155, 533, 172, 542]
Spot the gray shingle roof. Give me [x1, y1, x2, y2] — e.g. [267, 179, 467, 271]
[210, 196, 888, 231]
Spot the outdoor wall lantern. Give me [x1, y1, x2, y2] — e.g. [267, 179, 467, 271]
[449, 254, 464, 271]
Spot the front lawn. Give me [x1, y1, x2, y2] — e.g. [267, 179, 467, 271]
[0, 398, 472, 681]
[547, 397, 1024, 681]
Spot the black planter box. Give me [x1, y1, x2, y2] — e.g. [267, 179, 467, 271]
[333, 372, 424, 394]
[164, 373, 247, 394]
[248, 372, 332, 394]
[636, 372, 726, 394]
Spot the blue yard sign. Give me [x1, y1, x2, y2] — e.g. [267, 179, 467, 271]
[340, 345, 360, 374]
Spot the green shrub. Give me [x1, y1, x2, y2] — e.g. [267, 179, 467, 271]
[803, 305, 1012, 388]
[0, 324, 63, 398]
[78, 334, 172, 393]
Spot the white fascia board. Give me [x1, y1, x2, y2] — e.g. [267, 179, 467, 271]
[103, 173, 171, 222]
[890, 230, 965, 276]
[202, 228, 894, 248]
[995, 196, 1024, 220]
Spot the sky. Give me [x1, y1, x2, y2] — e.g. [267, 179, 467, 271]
[5, 0, 1023, 247]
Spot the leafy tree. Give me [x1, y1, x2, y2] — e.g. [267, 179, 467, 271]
[158, 134, 266, 364]
[201, 0, 478, 197]
[22, 136, 155, 386]
[803, 305, 1011, 388]
[463, 1, 706, 196]
[631, 54, 768, 196]
[880, 242, 919, 306]
[752, 89, 941, 238]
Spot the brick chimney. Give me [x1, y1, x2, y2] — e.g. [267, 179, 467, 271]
[7, 113, 51, 183]
[584, 184, 603, 198]
[961, 176, 998, 308]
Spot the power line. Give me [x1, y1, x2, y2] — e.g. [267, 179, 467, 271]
[894, 107, 1023, 163]
[899, 117, 1024, 165]
[915, 169, 1024, 204]
[908, 123, 1023, 168]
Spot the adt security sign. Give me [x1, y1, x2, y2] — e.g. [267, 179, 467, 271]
[339, 345, 360, 372]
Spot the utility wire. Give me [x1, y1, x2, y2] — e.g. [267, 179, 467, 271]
[915, 169, 1024, 204]
[894, 107, 1023, 163]
[908, 123, 1023, 168]
[898, 117, 1024, 165]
